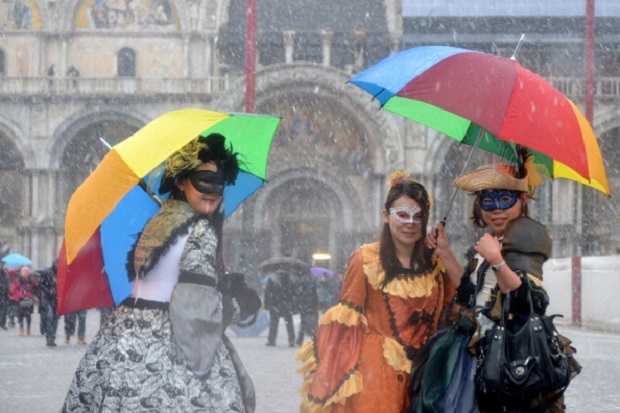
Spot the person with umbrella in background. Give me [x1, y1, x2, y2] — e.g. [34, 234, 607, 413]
[297, 172, 456, 412]
[414, 156, 574, 412]
[62, 133, 261, 413]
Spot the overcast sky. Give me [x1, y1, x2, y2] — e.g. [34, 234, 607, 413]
[403, 0, 620, 17]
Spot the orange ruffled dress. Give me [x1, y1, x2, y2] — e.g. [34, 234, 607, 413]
[297, 242, 456, 413]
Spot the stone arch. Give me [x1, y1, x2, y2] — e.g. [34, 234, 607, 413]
[50, 107, 149, 169]
[0, 114, 34, 168]
[251, 168, 358, 231]
[50, 108, 148, 222]
[426, 129, 454, 175]
[215, 63, 405, 172]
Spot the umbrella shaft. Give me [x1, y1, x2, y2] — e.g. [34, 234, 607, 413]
[442, 127, 484, 223]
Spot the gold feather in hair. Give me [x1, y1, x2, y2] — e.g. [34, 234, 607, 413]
[163, 139, 208, 178]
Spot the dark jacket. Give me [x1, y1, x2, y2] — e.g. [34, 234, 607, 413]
[264, 271, 296, 315]
[36, 266, 57, 309]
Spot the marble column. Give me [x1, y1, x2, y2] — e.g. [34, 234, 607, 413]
[352, 29, 366, 70]
[283, 30, 296, 64]
[319, 30, 334, 67]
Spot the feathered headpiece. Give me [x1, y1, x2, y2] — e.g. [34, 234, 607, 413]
[159, 133, 240, 195]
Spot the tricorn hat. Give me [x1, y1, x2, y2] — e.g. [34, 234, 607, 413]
[452, 164, 529, 193]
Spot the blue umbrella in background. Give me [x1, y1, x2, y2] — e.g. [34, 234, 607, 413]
[1, 253, 33, 268]
[228, 310, 270, 337]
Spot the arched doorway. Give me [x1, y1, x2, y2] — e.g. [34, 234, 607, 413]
[246, 91, 376, 272]
[267, 176, 341, 264]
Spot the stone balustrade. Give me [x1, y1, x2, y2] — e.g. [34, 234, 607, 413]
[0, 75, 236, 96]
[1, 75, 620, 102]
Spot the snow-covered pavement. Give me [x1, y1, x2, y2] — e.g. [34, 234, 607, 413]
[1, 312, 619, 412]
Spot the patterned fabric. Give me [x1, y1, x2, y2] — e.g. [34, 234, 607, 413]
[63, 200, 253, 412]
[61, 305, 245, 412]
[297, 242, 456, 413]
[180, 219, 218, 280]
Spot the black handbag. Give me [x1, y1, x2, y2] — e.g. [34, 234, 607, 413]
[475, 288, 572, 410]
[19, 296, 34, 309]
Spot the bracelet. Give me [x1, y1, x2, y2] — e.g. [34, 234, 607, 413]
[491, 261, 507, 272]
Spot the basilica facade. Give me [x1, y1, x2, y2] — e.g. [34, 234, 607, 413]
[0, 0, 619, 276]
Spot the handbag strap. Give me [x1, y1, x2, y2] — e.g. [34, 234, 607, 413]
[499, 282, 535, 327]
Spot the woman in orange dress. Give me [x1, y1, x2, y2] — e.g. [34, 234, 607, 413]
[297, 172, 456, 413]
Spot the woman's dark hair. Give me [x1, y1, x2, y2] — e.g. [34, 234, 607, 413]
[470, 192, 531, 228]
[379, 179, 432, 286]
[209, 204, 227, 278]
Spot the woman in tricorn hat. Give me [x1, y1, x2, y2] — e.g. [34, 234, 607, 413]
[411, 159, 575, 413]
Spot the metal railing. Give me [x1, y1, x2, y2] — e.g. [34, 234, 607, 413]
[0, 75, 239, 95]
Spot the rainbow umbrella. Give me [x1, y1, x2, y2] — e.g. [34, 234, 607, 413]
[349, 46, 609, 196]
[57, 109, 281, 314]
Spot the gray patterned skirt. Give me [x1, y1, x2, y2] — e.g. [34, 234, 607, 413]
[61, 300, 246, 412]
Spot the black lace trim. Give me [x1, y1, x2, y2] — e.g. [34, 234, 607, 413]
[337, 299, 365, 315]
[382, 291, 434, 361]
[306, 301, 364, 405]
[307, 362, 360, 405]
[388, 258, 439, 281]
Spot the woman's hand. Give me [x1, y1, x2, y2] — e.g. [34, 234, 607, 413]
[475, 233, 522, 293]
[473, 233, 503, 266]
[427, 222, 462, 287]
[426, 222, 450, 258]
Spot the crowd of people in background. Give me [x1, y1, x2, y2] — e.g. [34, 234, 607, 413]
[0, 260, 102, 347]
[0, 252, 342, 351]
